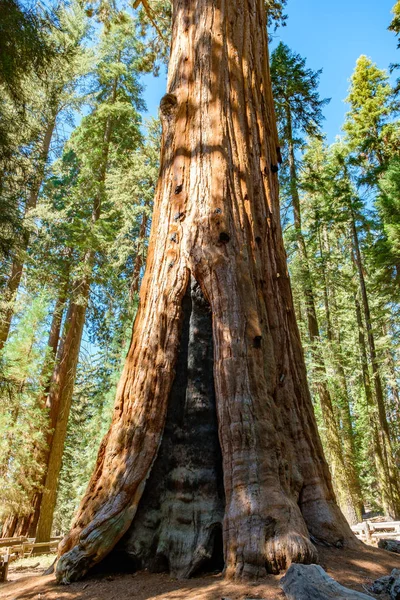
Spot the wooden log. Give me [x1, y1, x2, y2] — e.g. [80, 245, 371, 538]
[372, 532, 400, 539]
[280, 564, 372, 599]
[0, 537, 27, 548]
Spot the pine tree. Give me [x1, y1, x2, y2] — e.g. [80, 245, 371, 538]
[343, 55, 397, 178]
[0, 2, 90, 351]
[271, 43, 361, 524]
[33, 11, 150, 543]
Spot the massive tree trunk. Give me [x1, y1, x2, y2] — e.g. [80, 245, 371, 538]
[56, 0, 356, 584]
[286, 132, 359, 525]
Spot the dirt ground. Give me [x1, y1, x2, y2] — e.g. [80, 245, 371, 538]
[2, 545, 400, 600]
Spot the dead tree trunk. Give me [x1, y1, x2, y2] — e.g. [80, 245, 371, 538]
[56, 0, 357, 583]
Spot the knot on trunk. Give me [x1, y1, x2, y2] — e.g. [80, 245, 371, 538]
[160, 93, 178, 120]
[219, 232, 230, 244]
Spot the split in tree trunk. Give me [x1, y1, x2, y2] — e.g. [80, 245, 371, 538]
[56, 0, 358, 584]
[110, 276, 225, 578]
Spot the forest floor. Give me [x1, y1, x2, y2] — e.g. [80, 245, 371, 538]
[2, 544, 400, 600]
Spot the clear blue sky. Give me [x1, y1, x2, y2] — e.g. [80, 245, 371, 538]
[141, 0, 398, 143]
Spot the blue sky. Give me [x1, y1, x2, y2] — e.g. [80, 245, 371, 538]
[140, 0, 398, 143]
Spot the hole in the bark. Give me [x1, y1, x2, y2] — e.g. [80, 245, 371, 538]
[255, 236, 262, 246]
[253, 336, 262, 348]
[175, 184, 183, 195]
[159, 93, 178, 118]
[90, 550, 138, 576]
[191, 524, 224, 576]
[271, 163, 279, 173]
[219, 232, 230, 244]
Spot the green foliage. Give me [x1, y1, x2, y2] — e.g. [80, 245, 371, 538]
[0, 292, 50, 520]
[389, 0, 400, 85]
[0, 0, 52, 105]
[377, 157, 400, 260]
[391, 0, 400, 44]
[343, 56, 398, 175]
[271, 42, 329, 146]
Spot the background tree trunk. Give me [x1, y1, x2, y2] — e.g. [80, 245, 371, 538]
[33, 100, 116, 542]
[0, 275, 70, 539]
[34, 276, 90, 543]
[0, 116, 57, 351]
[56, 0, 356, 584]
[287, 134, 360, 525]
[351, 214, 400, 518]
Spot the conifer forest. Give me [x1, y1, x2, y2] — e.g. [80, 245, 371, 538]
[1, 0, 400, 596]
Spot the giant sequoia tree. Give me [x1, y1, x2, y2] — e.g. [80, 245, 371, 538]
[56, 0, 356, 583]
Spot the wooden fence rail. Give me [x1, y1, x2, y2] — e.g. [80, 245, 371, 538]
[0, 536, 62, 563]
[351, 521, 400, 542]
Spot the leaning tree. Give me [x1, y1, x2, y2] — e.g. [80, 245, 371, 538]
[56, 0, 357, 583]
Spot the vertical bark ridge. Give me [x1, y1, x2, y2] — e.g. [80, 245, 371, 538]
[56, 0, 357, 584]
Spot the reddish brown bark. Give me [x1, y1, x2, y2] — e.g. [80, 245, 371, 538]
[34, 275, 90, 543]
[129, 211, 149, 300]
[56, 0, 357, 583]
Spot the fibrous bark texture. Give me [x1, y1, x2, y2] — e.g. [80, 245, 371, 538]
[56, 0, 357, 584]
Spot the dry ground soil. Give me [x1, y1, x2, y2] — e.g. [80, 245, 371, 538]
[2, 545, 400, 600]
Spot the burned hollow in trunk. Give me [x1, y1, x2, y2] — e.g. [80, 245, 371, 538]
[107, 276, 225, 577]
